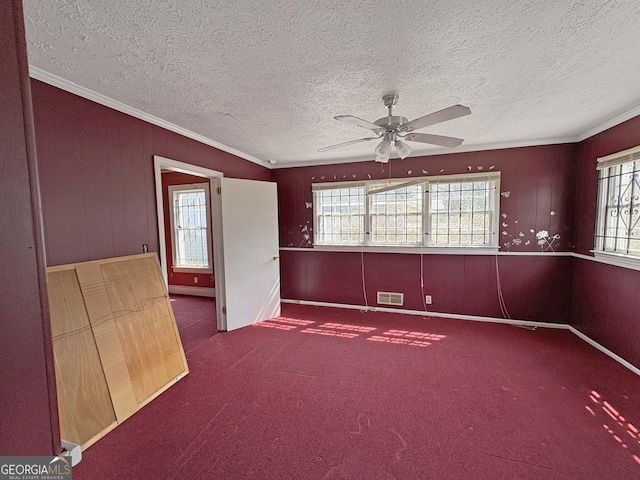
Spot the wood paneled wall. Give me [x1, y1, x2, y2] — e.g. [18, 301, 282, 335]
[31, 80, 270, 267]
[571, 115, 640, 368]
[272, 144, 578, 324]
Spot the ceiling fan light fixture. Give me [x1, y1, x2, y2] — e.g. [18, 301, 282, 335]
[320, 95, 470, 161]
[395, 140, 412, 159]
[375, 139, 391, 163]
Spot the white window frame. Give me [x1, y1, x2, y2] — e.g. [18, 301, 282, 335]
[312, 172, 500, 251]
[427, 173, 500, 248]
[593, 145, 640, 270]
[168, 183, 213, 273]
[312, 181, 367, 246]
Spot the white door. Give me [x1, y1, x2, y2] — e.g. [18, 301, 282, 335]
[211, 177, 281, 331]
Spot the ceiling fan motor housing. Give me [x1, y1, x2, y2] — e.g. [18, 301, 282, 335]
[374, 116, 409, 133]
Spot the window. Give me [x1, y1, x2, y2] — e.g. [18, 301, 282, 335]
[313, 172, 500, 248]
[169, 183, 213, 271]
[369, 181, 423, 245]
[595, 146, 640, 261]
[314, 185, 365, 244]
[430, 177, 496, 246]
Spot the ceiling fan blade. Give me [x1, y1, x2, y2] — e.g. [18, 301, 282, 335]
[334, 115, 384, 131]
[402, 105, 471, 132]
[405, 132, 464, 148]
[318, 137, 378, 152]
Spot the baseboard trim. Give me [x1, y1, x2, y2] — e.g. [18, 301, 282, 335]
[281, 299, 569, 329]
[568, 326, 640, 376]
[168, 285, 215, 297]
[281, 299, 639, 377]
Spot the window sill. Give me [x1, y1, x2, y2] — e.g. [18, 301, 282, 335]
[172, 266, 213, 274]
[591, 250, 640, 272]
[310, 245, 500, 255]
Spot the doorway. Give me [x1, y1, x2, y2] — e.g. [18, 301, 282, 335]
[162, 172, 215, 297]
[154, 155, 282, 333]
[154, 155, 222, 332]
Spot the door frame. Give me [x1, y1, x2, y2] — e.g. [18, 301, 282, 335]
[153, 155, 224, 329]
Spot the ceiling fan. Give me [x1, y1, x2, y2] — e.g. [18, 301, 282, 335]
[318, 94, 471, 163]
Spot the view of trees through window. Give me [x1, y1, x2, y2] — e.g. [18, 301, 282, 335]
[315, 187, 364, 244]
[430, 181, 494, 246]
[313, 173, 499, 247]
[370, 184, 422, 245]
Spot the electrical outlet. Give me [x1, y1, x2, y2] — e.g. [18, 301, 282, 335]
[142, 243, 148, 253]
[193, 277, 198, 284]
[425, 295, 432, 305]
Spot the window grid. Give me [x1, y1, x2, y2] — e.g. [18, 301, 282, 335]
[172, 188, 210, 268]
[596, 160, 640, 256]
[429, 181, 494, 246]
[369, 184, 423, 245]
[313, 174, 499, 248]
[314, 187, 365, 245]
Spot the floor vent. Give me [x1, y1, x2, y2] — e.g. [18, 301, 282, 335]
[377, 291, 404, 306]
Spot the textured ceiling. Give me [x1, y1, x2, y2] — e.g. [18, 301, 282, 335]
[24, 0, 640, 168]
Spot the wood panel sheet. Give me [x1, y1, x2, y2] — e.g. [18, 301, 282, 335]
[100, 255, 187, 404]
[74, 262, 138, 423]
[47, 253, 188, 449]
[48, 267, 117, 448]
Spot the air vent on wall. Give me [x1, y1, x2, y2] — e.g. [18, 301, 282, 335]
[377, 291, 404, 306]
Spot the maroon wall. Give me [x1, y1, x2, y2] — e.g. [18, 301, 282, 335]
[571, 115, 640, 368]
[161, 171, 215, 288]
[573, 115, 640, 255]
[280, 250, 573, 322]
[0, 0, 58, 455]
[31, 80, 270, 267]
[272, 144, 577, 323]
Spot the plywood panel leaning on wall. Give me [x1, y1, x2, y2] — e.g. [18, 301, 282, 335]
[47, 253, 189, 450]
[47, 266, 118, 448]
[99, 255, 188, 406]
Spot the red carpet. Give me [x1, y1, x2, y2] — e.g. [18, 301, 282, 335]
[169, 294, 218, 353]
[73, 302, 640, 479]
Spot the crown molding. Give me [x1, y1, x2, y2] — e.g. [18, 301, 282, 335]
[270, 137, 579, 169]
[29, 66, 640, 171]
[576, 103, 640, 142]
[28, 66, 270, 169]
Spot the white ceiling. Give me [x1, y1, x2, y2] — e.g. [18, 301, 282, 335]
[24, 0, 640, 169]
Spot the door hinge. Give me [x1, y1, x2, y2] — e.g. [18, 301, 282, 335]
[217, 187, 221, 195]
[222, 306, 226, 315]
